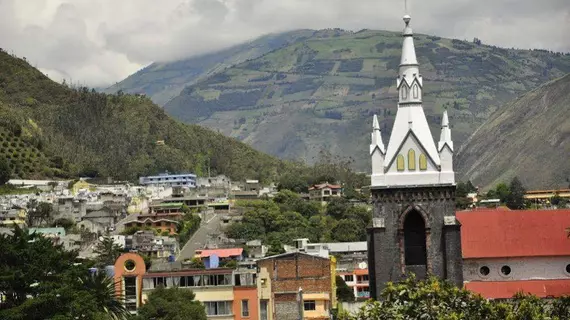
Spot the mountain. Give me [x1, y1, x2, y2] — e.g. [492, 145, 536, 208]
[0, 49, 290, 182]
[161, 29, 570, 171]
[104, 30, 316, 106]
[456, 74, 570, 190]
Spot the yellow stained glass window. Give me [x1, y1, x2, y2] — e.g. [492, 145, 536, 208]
[397, 154, 405, 171]
[419, 154, 427, 171]
[408, 149, 416, 170]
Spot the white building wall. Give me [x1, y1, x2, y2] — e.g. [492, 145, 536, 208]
[463, 256, 570, 282]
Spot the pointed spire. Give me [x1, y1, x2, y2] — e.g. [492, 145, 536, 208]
[400, 15, 418, 66]
[370, 114, 385, 154]
[438, 110, 453, 151]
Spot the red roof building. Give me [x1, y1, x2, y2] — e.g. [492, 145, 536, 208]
[458, 209, 570, 299]
[196, 248, 244, 258]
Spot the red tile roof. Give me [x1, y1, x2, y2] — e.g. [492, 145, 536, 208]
[465, 279, 570, 299]
[309, 183, 342, 190]
[196, 248, 243, 258]
[457, 209, 570, 259]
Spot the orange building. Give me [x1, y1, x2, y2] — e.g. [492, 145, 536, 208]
[233, 286, 259, 320]
[114, 253, 147, 315]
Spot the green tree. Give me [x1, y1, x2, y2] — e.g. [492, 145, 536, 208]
[0, 226, 126, 320]
[0, 157, 10, 185]
[94, 236, 124, 267]
[506, 177, 526, 209]
[336, 276, 355, 302]
[27, 201, 54, 226]
[135, 287, 207, 320]
[495, 182, 511, 203]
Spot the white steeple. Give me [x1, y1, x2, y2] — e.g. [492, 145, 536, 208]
[438, 110, 453, 151]
[370, 114, 385, 154]
[370, 13, 455, 188]
[370, 114, 386, 184]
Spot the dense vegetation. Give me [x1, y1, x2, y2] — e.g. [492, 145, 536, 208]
[457, 74, 570, 189]
[0, 226, 128, 320]
[0, 49, 294, 182]
[338, 276, 570, 320]
[160, 29, 570, 179]
[133, 287, 206, 320]
[225, 191, 371, 255]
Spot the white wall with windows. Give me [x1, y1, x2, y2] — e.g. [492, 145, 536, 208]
[464, 256, 570, 282]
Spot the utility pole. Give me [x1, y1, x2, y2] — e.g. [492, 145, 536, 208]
[297, 287, 304, 320]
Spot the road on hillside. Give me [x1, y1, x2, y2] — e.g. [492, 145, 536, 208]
[177, 213, 222, 261]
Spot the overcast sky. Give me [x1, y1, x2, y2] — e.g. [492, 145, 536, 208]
[1, 0, 568, 87]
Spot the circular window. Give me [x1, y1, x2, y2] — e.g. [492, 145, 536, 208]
[124, 259, 136, 272]
[500, 265, 511, 276]
[479, 266, 490, 276]
[566, 264, 570, 274]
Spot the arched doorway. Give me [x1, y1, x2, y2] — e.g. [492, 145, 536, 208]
[403, 210, 427, 277]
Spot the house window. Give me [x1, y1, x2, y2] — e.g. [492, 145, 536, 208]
[501, 265, 511, 276]
[344, 275, 354, 282]
[303, 300, 316, 311]
[153, 277, 167, 288]
[401, 86, 408, 100]
[241, 300, 250, 317]
[205, 301, 232, 316]
[356, 275, 369, 283]
[413, 84, 419, 98]
[419, 154, 427, 171]
[124, 277, 137, 312]
[479, 266, 490, 276]
[397, 154, 405, 171]
[566, 264, 570, 274]
[408, 149, 416, 170]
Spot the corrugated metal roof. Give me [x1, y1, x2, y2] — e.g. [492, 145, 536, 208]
[457, 209, 570, 258]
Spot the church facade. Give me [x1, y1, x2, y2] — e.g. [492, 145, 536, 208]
[366, 14, 463, 299]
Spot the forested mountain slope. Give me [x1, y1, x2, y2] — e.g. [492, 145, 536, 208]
[0, 49, 289, 182]
[457, 74, 570, 190]
[162, 29, 570, 170]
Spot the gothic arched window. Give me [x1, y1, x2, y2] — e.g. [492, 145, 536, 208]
[408, 149, 416, 170]
[401, 86, 408, 100]
[404, 210, 427, 266]
[413, 84, 419, 99]
[397, 154, 405, 171]
[419, 154, 427, 171]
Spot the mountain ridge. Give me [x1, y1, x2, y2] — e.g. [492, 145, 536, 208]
[456, 73, 570, 190]
[0, 49, 291, 182]
[158, 28, 570, 179]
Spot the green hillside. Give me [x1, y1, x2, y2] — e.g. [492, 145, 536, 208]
[104, 30, 316, 105]
[163, 29, 570, 171]
[456, 74, 570, 190]
[0, 49, 290, 182]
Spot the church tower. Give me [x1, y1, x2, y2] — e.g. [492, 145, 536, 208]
[367, 14, 463, 299]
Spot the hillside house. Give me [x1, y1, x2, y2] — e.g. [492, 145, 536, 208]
[308, 183, 342, 204]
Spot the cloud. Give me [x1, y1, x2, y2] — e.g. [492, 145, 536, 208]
[0, 0, 568, 87]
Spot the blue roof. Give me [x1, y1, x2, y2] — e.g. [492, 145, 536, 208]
[143, 173, 196, 179]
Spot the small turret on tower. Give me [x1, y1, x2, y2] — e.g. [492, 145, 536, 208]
[438, 109, 455, 183]
[370, 114, 386, 185]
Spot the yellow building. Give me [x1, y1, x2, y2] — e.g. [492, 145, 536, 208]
[0, 208, 27, 227]
[71, 179, 93, 195]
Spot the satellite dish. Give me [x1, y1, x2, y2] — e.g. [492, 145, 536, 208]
[358, 262, 368, 270]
